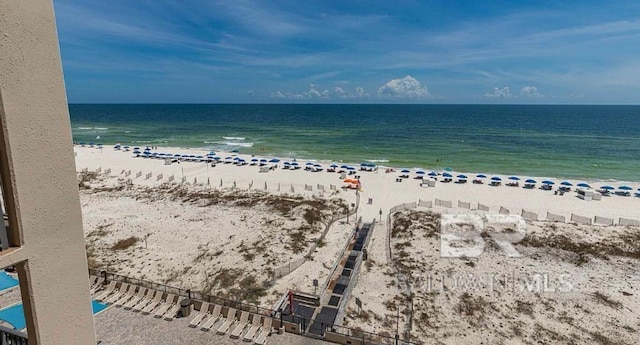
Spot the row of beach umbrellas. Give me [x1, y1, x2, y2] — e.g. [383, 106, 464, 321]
[398, 168, 639, 193]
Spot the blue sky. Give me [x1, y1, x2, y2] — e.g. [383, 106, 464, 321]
[54, 0, 640, 104]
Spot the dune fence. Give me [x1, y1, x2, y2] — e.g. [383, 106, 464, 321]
[619, 217, 640, 227]
[594, 216, 614, 226]
[546, 212, 565, 222]
[570, 213, 592, 225]
[521, 209, 538, 221]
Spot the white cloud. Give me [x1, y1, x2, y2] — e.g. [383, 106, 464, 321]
[271, 91, 286, 99]
[377, 76, 430, 99]
[484, 87, 512, 98]
[270, 85, 368, 101]
[520, 86, 543, 98]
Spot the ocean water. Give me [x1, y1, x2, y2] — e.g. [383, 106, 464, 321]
[69, 104, 640, 181]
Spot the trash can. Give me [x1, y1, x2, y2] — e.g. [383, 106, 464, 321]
[180, 299, 192, 318]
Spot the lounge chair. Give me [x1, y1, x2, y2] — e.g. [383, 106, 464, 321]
[94, 281, 117, 301]
[123, 287, 147, 309]
[88, 276, 98, 288]
[216, 307, 237, 335]
[114, 284, 137, 306]
[90, 277, 105, 295]
[164, 296, 186, 321]
[200, 304, 222, 331]
[230, 311, 250, 339]
[188, 302, 210, 328]
[141, 291, 164, 315]
[243, 315, 262, 342]
[153, 294, 176, 318]
[104, 283, 131, 304]
[132, 289, 156, 312]
[253, 317, 273, 345]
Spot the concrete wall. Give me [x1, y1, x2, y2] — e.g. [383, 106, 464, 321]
[0, 1, 97, 344]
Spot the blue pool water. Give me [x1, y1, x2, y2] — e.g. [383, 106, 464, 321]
[0, 272, 18, 292]
[92, 300, 108, 314]
[0, 300, 107, 330]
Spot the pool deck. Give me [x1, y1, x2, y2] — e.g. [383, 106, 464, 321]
[95, 305, 330, 345]
[1, 285, 329, 344]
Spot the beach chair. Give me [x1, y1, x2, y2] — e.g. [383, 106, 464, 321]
[230, 311, 250, 339]
[114, 284, 137, 306]
[216, 307, 237, 335]
[141, 291, 164, 315]
[94, 281, 117, 301]
[90, 277, 105, 295]
[164, 296, 186, 321]
[200, 304, 222, 331]
[123, 287, 147, 309]
[104, 283, 131, 304]
[188, 302, 210, 328]
[153, 294, 176, 318]
[243, 315, 262, 342]
[253, 317, 273, 345]
[88, 276, 98, 288]
[132, 288, 156, 312]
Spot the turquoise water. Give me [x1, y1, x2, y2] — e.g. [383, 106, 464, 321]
[69, 104, 640, 181]
[0, 272, 18, 292]
[0, 300, 107, 330]
[92, 300, 108, 314]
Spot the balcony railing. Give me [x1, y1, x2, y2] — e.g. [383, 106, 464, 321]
[0, 324, 28, 345]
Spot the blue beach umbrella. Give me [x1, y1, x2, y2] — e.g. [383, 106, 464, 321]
[314, 163, 322, 167]
[491, 176, 502, 181]
[283, 161, 290, 165]
[196, 155, 203, 159]
[269, 158, 280, 163]
[442, 172, 453, 178]
[560, 181, 573, 186]
[232, 149, 239, 153]
[600, 185, 614, 190]
[457, 174, 468, 179]
[508, 176, 520, 181]
[525, 179, 537, 184]
[123, 145, 130, 149]
[476, 174, 487, 178]
[428, 171, 438, 176]
[416, 170, 425, 175]
[618, 186, 632, 190]
[213, 156, 221, 160]
[291, 162, 299, 166]
[542, 180, 554, 185]
[251, 158, 258, 162]
[133, 147, 140, 150]
[306, 162, 314, 166]
[401, 169, 410, 173]
[576, 182, 590, 188]
[260, 159, 268, 163]
[347, 166, 356, 170]
[208, 151, 216, 155]
[330, 164, 338, 168]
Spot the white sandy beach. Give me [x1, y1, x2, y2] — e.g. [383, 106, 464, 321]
[75, 145, 640, 344]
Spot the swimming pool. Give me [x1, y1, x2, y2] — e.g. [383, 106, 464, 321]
[0, 272, 19, 292]
[0, 300, 108, 330]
